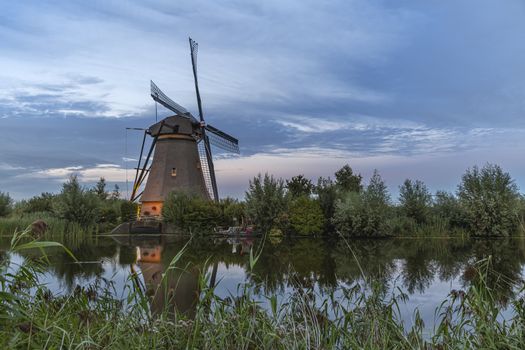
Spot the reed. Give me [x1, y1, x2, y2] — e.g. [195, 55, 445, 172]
[0, 213, 95, 242]
[1, 230, 524, 349]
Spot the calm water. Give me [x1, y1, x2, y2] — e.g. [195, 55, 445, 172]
[2, 234, 525, 331]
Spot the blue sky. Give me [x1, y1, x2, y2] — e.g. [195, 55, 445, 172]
[1, 0, 524, 200]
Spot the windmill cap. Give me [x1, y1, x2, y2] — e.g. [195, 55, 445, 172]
[148, 115, 201, 137]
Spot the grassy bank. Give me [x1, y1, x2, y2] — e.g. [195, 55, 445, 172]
[0, 212, 96, 244]
[1, 230, 525, 349]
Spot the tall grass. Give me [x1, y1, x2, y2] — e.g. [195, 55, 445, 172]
[1, 230, 525, 349]
[0, 212, 96, 241]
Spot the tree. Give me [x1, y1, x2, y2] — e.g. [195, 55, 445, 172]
[54, 175, 100, 226]
[335, 164, 363, 193]
[399, 179, 432, 224]
[110, 184, 121, 200]
[458, 164, 520, 236]
[221, 197, 245, 227]
[332, 170, 391, 237]
[120, 201, 138, 222]
[94, 177, 107, 200]
[286, 175, 314, 198]
[519, 195, 525, 234]
[0, 191, 13, 217]
[22, 192, 56, 213]
[162, 191, 193, 228]
[315, 177, 337, 231]
[245, 173, 287, 232]
[433, 191, 466, 229]
[288, 196, 325, 235]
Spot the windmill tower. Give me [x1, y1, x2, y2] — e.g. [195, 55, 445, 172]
[130, 38, 239, 219]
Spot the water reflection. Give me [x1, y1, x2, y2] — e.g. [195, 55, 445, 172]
[2, 235, 525, 323]
[134, 242, 199, 317]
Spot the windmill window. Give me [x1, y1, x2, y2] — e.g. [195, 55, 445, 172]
[171, 168, 177, 177]
[152, 206, 157, 211]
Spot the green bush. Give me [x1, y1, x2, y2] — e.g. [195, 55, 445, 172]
[458, 164, 520, 236]
[162, 191, 191, 227]
[162, 191, 222, 231]
[221, 198, 245, 227]
[21, 192, 55, 214]
[315, 177, 337, 232]
[333, 170, 391, 237]
[98, 202, 119, 225]
[120, 201, 138, 221]
[0, 191, 13, 217]
[288, 196, 325, 235]
[433, 191, 467, 230]
[53, 175, 100, 226]
[245, 174, 287, 232]
[399, 179, 432, 224]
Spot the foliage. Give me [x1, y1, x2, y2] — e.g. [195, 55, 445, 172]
[20, 192, 55, 214]
[433, 191, 467, 230]
[315, 176, 337, 232]
[97, 201, 121, 231]
[245, 173, 287, 232]
[93, 177, 108, 200]
[335, 164, 363, 193]
[285, 175, 314, 198]
[53, 175, 100, 226]
[110, 184, 121, 200]
[220, 197, 245, 227]
[162, 191, 222, 231]
[0, 191, 13, 217]
[398, 179, 432, 224]
[333, 170, 391, 237]
[120, 201, 139, 221]
[288, 196, 325, 235]
[4, 232, 525, 349]
[0, 217, 95, 243]
[458, 164, 520, 236]
[183, 197, 222, 231]
[162, 191, 192, 228]
[519, 196, 525, 234]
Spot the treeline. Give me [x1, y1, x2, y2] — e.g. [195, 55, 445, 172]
[161, 163, 525, 237]
[0, 176, 130, 233]
[2, 163, 524, 237]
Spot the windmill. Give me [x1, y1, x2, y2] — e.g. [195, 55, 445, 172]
[129, 38, 239, 219]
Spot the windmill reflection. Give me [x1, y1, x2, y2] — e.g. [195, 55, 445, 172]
[133, 239, 200, 318]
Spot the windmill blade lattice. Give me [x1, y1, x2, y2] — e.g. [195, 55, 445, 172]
[205, 125, 240, 153]
[150, 80, 199, 123]
[197, 139, 216, 200]
[190, 38, 198, 74]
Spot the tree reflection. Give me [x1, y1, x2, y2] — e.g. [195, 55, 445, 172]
[4, 234, 525, 306]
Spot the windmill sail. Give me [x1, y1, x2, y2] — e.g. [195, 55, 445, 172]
[205, 124, 240, 153]
[189, 37, 219, 201]
[197, 139, 216, 200]
[150, 81, 199, 123]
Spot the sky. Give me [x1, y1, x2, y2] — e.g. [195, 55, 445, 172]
[1, 0, 525, 200]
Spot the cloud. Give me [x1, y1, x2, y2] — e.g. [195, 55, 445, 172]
[23, 164, 130, 183]
[0, 163, 26, 171]
[2, 0, 525, 200]
[275, 116, 352, 133]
